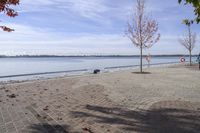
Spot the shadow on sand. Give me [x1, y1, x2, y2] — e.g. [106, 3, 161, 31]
[29, 123, 70, 133]
[71, 104, 200, 133]
[132, 72, 152, 74]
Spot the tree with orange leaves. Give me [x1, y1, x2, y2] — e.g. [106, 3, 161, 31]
[0, 0, 19, 32]
[125, 0, 160, 73]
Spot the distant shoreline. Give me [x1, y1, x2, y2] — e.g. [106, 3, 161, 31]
[0, 54, 198, 58]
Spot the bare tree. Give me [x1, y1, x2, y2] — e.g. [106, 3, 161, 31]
[125, 0, 160, 73]
[179, 19, 196, 66]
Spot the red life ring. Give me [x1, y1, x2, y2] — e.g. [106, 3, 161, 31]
[180, 57, 185, 63]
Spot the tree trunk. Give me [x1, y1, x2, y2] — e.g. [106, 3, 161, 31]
[189, 50, 192, 66]
[140, 46, 143, 73]
[188, 25, 192, 66]
[199, 62, 200, 70]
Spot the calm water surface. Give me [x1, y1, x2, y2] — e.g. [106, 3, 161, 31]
[0, 56, 197, 81]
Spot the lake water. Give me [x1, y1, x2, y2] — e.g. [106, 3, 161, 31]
[0, 56, 197, 82]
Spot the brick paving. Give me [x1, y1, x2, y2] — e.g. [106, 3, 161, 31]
[0, 66, 200, 133]
[0, 81, 119, 133]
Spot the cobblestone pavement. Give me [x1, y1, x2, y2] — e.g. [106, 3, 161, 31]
[0, 66, 200, 133]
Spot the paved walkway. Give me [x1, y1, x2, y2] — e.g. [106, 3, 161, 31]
[0, 66, 200, 133]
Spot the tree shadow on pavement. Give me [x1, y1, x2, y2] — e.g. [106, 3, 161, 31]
[29, 123, 71, 133]
[132, 72, 152, 74]
[71, 104, 200, 133]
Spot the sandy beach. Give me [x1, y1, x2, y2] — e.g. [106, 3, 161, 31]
[0, 64, 200, 133]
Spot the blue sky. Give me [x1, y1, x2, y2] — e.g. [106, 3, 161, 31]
[0, 0, 199, 55]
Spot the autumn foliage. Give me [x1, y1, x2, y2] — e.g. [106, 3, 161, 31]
[0, 0, 19, 32]
[178, 0, 200, 23]
[125, 0, 160, 73]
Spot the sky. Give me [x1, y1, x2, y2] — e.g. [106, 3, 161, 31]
[0, 0, 199, 56]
